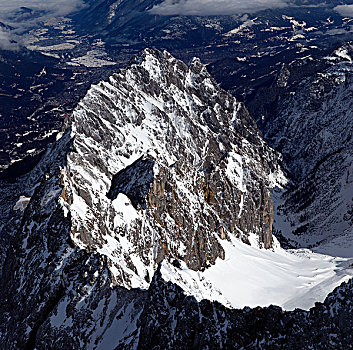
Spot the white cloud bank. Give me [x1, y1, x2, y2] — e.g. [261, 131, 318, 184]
[0, 0, 85, 21]
[150, 0, 291, 16]
[334, 4, 353, 17]
[0, 0, 86, 50]
[0, 28, 20, 51]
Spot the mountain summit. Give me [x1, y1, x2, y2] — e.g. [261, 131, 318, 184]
[67, 48, 285, 286]
[0, 48, 288, 348]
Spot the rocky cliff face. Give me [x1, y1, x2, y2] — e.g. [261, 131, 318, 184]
[0, 49, 285, 348]
[65, 48, 285, 286]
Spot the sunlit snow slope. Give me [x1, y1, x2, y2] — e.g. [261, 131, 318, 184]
[161, 234, 353, 310]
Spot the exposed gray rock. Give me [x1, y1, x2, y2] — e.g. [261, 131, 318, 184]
[66, 48, 284, 284]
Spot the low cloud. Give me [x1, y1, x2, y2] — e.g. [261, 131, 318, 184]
[0, 0, 85, 50]
[334, 5, 353, 17]
[0, 0, 85, 21]
[0, 28, 20, 51]
[150, 0, 290, 16]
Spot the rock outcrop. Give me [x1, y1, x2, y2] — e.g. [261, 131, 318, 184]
[65, 48, 284, 284]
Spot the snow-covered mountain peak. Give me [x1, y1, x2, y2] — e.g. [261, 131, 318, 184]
[0, 49, 295, 349]
[54, 48, 285, 290]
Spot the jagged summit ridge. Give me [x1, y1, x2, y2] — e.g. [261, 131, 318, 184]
[63, 48, 285, 288]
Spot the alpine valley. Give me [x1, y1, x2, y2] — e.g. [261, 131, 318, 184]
[0, 1, 353, 349]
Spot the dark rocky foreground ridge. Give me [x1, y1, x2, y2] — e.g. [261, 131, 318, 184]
[136, 267, 352, 350]
[2, 260, 353, 349]
[0, 49, 351, 349]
